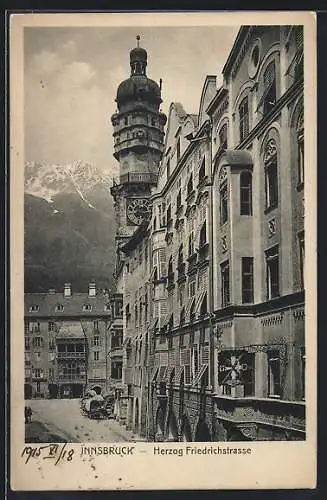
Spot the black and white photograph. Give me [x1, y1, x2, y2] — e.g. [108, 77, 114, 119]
[10, 12, 316, 491]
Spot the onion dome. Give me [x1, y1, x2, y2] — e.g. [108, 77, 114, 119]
[116, 36, 162, 108]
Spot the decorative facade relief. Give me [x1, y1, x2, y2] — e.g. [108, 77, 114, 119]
[263, 138, 277, 163]
[218, 165, 228, 185]
[268, 217, 277, 237]
[221, 235, 228, 253]
[260, 313, 284, 326]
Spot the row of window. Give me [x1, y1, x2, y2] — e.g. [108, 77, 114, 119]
[28, 304, 111, 313]
[25, 320, 103, 334]
[127, 238, 304, 332]
[220, 240, 304, 307]
[26, 363, 123, 381]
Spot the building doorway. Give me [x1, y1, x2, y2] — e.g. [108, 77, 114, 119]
[24, 384, 32, 400]
[71, 384, 84, 398]
[180, 416, 192, 442]
[167, 412, 178, 442]
[48, 383, 58, 399]
[155, 406, 165, 441]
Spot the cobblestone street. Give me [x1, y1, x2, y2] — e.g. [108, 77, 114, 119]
[25, 399, 143, 443]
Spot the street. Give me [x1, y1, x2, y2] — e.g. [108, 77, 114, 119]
[25, 399, 142, 443]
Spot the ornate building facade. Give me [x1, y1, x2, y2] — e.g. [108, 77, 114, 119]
[24, 282, 123, 401]
[111, 26, 305, 441]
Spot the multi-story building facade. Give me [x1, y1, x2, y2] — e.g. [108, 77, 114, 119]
[24, 282, 123, 400]
[111, 26, 305, 441]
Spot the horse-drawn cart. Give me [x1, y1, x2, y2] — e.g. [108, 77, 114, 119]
[80, 391, 115, 420]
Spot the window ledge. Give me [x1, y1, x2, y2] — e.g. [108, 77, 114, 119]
[264, 204, 278, 215]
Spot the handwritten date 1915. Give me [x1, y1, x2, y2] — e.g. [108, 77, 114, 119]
[21, 443, 74, 465]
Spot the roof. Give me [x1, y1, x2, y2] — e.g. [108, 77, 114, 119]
[56, 321, 85, 339]
[25, 292, 112, 318]
[222, 27, 246, 77]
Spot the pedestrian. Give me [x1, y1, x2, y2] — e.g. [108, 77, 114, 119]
[25, 406, 32, 424]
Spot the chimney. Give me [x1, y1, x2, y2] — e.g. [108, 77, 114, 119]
[88, 280, 96, 297]
[64, 283, 72, 297]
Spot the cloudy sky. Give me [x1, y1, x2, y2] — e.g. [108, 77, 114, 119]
[24, 26, 239, 178]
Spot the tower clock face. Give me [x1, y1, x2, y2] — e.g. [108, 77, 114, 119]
[126, 198, 151, 226]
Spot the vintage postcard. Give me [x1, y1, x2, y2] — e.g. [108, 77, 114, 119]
[10, 11, 317, 490]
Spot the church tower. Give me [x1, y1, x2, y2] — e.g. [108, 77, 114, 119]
[111, 37, 167, 254]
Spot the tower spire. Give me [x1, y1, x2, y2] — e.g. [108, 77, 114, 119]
[136, 35, 140, 48]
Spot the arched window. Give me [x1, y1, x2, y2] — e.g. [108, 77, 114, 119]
[263, 61, 276, 115]
[264, 139, 278, 210]
[199, 221, 207, 247]
[239, 96, 249, 142]
[180, 307, 185, 325]
[190, 299, 196, 323]
[240, 171, 253, 215]
[178, 244, 184, 267]
[220, 181, 228, 224]
[168, 256, 174, 284]
[200, 293, 208, 317]
[219, 124, 228, 150]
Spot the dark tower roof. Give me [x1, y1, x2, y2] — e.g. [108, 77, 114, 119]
[116, 36, 162, 109]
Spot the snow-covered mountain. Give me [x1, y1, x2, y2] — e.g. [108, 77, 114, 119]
[24, 161, 117, 293]
[24, 160, 114, 207]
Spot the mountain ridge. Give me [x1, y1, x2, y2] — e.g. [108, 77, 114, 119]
[24, 161, 117, 293]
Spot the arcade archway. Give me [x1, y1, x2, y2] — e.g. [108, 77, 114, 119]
[195, 419, 211, 442]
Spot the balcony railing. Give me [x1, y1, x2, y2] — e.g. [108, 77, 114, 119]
[119, 172, 158, 185]
[58, 374, 86, 381]
[57, 352, 86, 359]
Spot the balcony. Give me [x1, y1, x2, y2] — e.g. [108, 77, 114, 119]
[214, 395, 305, 439]
[57, 352, 86, 359]
[119, 172, 158, 185]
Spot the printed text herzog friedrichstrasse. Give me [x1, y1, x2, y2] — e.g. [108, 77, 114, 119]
[153, 446, 253, 456]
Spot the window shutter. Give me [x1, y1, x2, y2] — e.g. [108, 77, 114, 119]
[175, 347, 180, 366]
[201, 345, 210, 365]
[159, 248, 167, 277]
[160, 351, 168, 366]
[153, 301, 160, 319]
[159, 300, 167, 328]
[168, 348, 175, 366]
